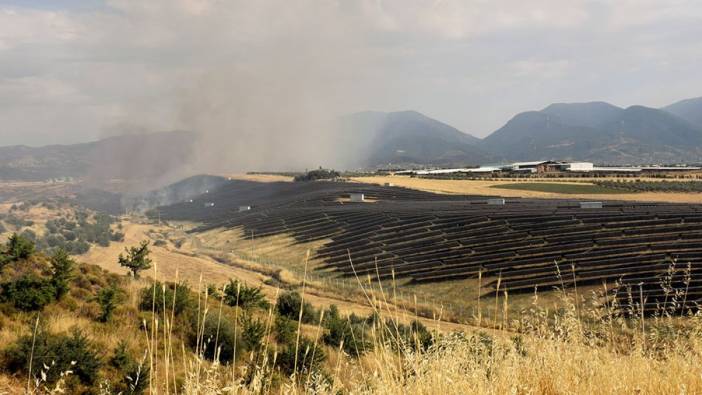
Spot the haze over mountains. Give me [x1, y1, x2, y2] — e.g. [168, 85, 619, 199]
[0, 131, 194, 186]
[1, 96, 701, 183]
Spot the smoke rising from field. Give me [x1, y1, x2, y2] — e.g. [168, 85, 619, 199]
[152, 1, 379, 174]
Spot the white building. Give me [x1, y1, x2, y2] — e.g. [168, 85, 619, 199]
[350, 193, 365, 202]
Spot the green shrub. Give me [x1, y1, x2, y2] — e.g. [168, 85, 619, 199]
[322, 305, 371, 357]
[110, 340, 133, 371]
[240, 313, 266, 351]
[224, 279, 269, 310]
[50, 248, 75, 299]
[276, 291, 318, 324]
[1, 233, 35, 264]
[139, 282, 192, 316]
[2, 328, 101, 386]
[191, 313, 238, 363]
[277, 336, 326, 375]
[110, 340, 149, 394]
[0, 275, 55, 311]
[97, 285, 121, 322]
[392, 320, 434, 352]
[274, 315, 297, 345]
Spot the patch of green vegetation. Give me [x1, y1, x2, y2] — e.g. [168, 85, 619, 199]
[294, 167, 340, 182]
[39, 211, 124, 255]
[491, 182, 633, 194]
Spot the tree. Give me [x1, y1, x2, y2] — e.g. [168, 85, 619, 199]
[0, 275, 55, 311]
[1, 233, 35, 266]
[224, 279, 268, 310]
[50, 248, 75, 299]
[118, 241, 152, 278]
[97, 285, 120, 322]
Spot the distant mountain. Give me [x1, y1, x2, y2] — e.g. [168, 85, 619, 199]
[663, 97, 702, 129]
[337, 110, 493, 167]
[0, 131, 195, 183]
[481, 101, 702, 164]
[540, 101, 623, 129]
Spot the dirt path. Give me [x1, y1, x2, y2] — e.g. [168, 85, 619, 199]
[352, 175, 702, 203]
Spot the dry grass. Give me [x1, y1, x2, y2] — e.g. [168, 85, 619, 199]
[352, 175, 702, 203]
[223, 173, 294, 183]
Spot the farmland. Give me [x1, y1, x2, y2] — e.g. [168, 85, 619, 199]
[352, 175, 702, 203]
[491, 182, 628, 194]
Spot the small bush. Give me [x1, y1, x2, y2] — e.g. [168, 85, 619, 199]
[0, 275, 55, 311]
[277, 336, 326, 375]
[1, 233, 35, 265]
[97, 285, 121, 322]
[191, 313, 238, 363]
[2, 328, 101, 386]
[393, 320, 434, 352]
[322, 305, 371, 357]
[224, 279, 269, 310]
[276, 291, 318, 324]
[240, 313, 266, 351]
[274, 315, 297, 345]
[139, 282, 192, 316]
[50, 248, 75, 299]
[110, 340, 134, 371]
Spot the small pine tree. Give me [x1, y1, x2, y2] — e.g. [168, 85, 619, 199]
[1, 233, 35, 265]
[110, 340, 133, 371]
[118, 241, 152, 278]
[240, 313, 266, 351]
[97, 285, 120, 322]
[50, 248, 75, 299]
[224, 279, 268, 310]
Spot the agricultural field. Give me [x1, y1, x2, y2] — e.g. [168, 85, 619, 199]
[491, 182, 630, 194]
[352, 175, 702, 203]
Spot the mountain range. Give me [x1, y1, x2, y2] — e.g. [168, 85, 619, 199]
[483, 100, 702, 163]
[1, 96, 701, 182]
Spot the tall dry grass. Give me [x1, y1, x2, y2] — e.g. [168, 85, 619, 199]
[15, 254, 702, 394]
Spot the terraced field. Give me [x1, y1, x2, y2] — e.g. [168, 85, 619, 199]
[156, 180, 702, 313]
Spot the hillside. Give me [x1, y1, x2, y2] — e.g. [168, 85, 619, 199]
[481, 101, 702, 164]
[0, 131, 195, 183]
[336, 110, 494, 168]
[663, 96, 702, 129]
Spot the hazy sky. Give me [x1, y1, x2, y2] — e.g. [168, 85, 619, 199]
[1, 0, 701, 146]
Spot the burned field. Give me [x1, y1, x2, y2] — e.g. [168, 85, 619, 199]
[156, 180, 702, 312]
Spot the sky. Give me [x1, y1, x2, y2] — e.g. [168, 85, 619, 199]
[1, 0, 702, 147]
